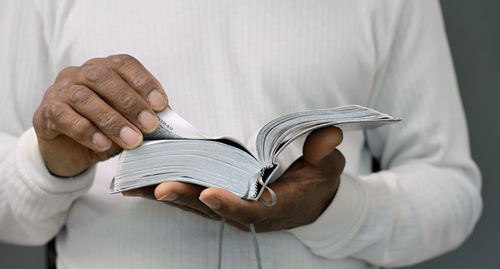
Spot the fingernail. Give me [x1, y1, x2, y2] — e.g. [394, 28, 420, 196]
[92, 132, 111, 150]
[148, 90, 167, 111]
[138, 110, 159, 132]
[158, 192, 178, 201]
[200, 196, 220, 210]
[120, 126, 142, 148]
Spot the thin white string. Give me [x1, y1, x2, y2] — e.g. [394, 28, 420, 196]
[217, 175, 274, 269]
[217, 220, 263, 269]
[250, 224, 263, 269]
[217, 218, 226, 269]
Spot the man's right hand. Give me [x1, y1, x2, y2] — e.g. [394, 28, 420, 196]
[33, 54, 168, 177]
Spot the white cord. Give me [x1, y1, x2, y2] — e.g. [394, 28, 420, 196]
[217, 220, 263, 269]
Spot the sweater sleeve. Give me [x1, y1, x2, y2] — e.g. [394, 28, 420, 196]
[288, 0, 482, 266]
[0, 0, 96, 245]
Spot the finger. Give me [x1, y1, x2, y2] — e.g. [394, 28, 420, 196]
[317, 148, 346, 178]
[199, 188, 272, 224]
[122, 185, 157, 199]
[161, 201, 220, 220]
[123, 184, 219, 219]
[66, 84, 143, 149]
[74, 61, 159, 133]
[106, 54, 169, 111]
[303, 126, 343, 166]
[36, 101, 112, 152]
[154, 182, 218, 218]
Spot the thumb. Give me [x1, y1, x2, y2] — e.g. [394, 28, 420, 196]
[303, 126, 343, 166]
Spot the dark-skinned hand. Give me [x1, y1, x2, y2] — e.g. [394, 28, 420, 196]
[33, 54, 169, 177]
[124, 126, 345, 232]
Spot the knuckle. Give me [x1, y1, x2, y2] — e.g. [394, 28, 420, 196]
[45, 103, 66, 122]
[33, 107, 47, 132]
[130, 73, 152, 88]
[83, 57, 104, 66]
[56, 66, 78, 82]
[69, 85, 94, 105]
[117, 93, 139, 111]
[97, 111, 122, 131]
[107, 54, 137, 66]
[45, 121, 59, 133]
[71, 117, 92, 138]
[82, 64, 112, 83]
[51, 85, 71, 99]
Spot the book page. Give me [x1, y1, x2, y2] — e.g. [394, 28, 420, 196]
[255, 105, 400, 166]
[144, 108, 257, 158]
[112, 139, 263, 198]
[144, 108, 207, 140]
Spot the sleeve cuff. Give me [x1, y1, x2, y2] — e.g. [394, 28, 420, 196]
[286, 172, 367, 256]
[16, 128, 96, 194]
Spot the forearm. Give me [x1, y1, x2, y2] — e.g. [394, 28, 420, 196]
[289, 0, 482, 264]
[290, 160, 481, 266]
[0, 129, 95, 245]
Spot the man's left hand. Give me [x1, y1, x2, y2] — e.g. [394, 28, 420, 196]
[123, 127, 345, 232]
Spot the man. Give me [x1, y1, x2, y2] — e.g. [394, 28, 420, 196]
[0, 0, 482, 268]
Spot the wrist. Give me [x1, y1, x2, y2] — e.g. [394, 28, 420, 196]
[18, 128, 97, 193]
[37, 137, 94, 177]
[286, 173, 366, 256]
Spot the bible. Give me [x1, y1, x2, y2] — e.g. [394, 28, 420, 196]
[111, 105, 399, 204]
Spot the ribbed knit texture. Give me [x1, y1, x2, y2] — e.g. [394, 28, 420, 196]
[0, 0, 481, 268]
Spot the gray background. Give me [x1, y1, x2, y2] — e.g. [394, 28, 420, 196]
[1, 0, 499, 268]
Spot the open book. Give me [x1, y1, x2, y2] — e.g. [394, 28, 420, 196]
[111, 105, 399, 204]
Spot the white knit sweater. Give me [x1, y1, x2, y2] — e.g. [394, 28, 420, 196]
[0, 0, 482, 268]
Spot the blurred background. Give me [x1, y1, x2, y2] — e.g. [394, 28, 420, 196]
[1, 0, 499, 268]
